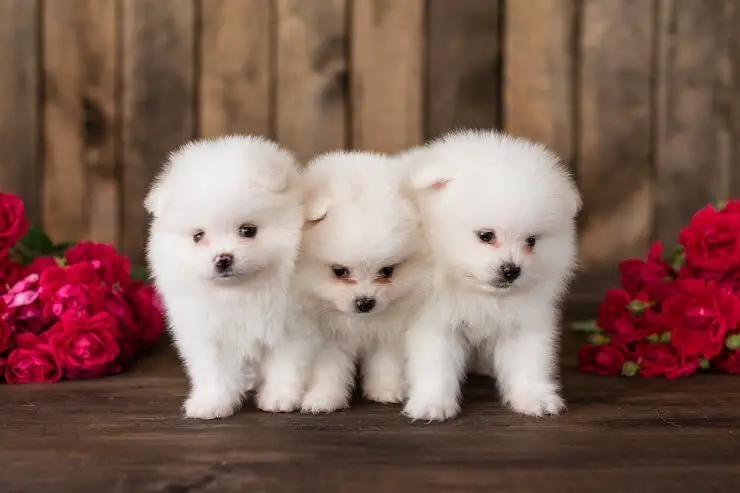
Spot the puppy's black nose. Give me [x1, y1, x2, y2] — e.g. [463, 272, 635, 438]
[214, 253, 234, 273]
[354, 296, 376, 313]
[499, 263, 521, 283]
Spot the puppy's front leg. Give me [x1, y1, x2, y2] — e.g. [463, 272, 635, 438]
[301, 340, 356, 413]
[362, 340, 406, 404]
[175, 331, 246, 420]
[257, 331, 317, 413]
[403, 311, 466, 422]
[493, 303, 565, 417]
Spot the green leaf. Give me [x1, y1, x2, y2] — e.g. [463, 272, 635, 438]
[726, 334, 740, 351]
[647, 334, 660, 343]
[131, 265, 150, 283]
[627, 299, 655, 314]
[659, 331, 671, 343]
[714, 200, 728, 211]
[587, 333, 611, 345]
[570, 320, 602, 333]
[699, 359, 711, 370]
[621, 361, 639, 377]
[54, 257, 66, 267]
[11, 227, 58, 264]
[670, 250, 686, 273]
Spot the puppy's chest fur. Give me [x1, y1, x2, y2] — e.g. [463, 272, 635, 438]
[170, 281, 288, 350]
[441, 287, 523, 346]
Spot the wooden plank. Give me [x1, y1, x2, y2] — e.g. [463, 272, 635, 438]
[426, 0, 501, 139]
[577, 0, 655, 276]
[351, 0, 424, 153]
[276, 0, 348, 163]
[503, 0, 576, 163]
[199, 0, 272, 139]
[43, 0, 118, 245]
[655, 0, 734, 245]
[0, 0, 41, 225]
[121, 0, 196, 264]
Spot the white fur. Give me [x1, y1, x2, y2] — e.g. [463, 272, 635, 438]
[145, 135, 315, 419]
[399, 130, 582, 422]
[294, 151, 432, 413]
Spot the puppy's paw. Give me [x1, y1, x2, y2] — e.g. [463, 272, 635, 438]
[403, 393, 460, 422]
[503, 383, 565, 417]
[300, 386, 350, 414]
[183, 394, 238, 420]
[256, 385, 302, 413]
[363, 377, 406, 404]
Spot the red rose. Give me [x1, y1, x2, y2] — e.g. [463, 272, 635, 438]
[596, 289, 662, 343]
[65, 242, 131, 287]
[26, 255, 58, 275]
[634, 342, 700, 379]
[722, 200, 740, 215]
[46, 311, 120, 378]
[618, 242, 675, 301]
[37, 263, 107, 320]
[678, 205, 740, 271]
[0, 192, 29, 250]
[578, 343, 630, 375]
[0, 249, 27, 293]
[715, 349, 740, 374]
[1, 273, 47, 333]
[663, 279, 740, 359]
[678, 264, 740, 293]
[125, 282, 165, 350]
[4, 333, 61, 384]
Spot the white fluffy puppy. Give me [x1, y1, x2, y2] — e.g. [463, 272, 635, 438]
[145, 135, 311, 419]
[296, 151, 431, 413]
[401, 130, 582, 421]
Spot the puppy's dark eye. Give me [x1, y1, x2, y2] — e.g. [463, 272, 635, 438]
[525, 236, 537, 249]
[476, 230, 496, 243]
[193, 231, 205, 243]
[238, 224, 258, 238]
[378, 265, 395, 279]
[332, 265, 350, 279]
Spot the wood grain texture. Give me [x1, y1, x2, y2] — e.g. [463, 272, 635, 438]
[276, 0, 348, 164]
[655, 0, 734, 245]
[121, 0, 196, 264]
[199, 0, 272, 139]
[577, 0, 655, 276]
[733, 0, 740, 198]
[351, 0, 424, 153]
[503, 0, 576, 163]
[426, 0, 501, 139]
[1, 308, 740, 493]
[0, 0, 41, 224]
[43, 0, 118, 245]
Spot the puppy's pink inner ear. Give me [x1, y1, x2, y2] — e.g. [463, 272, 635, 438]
[430, 180, 449, 190]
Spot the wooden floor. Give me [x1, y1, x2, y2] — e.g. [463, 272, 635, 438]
[1, 304, 739, 493]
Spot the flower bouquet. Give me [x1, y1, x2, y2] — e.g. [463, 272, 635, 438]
[575, 199, 740, 378]
[0, 192, 165, 384]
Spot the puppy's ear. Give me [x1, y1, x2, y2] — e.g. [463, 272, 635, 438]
[410, 165, 452, 192]
[144, 179, 166, 218]
[257, 149, 299, 193]
[304, 195, 330, 224]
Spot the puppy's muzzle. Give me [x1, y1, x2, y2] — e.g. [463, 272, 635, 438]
[354, 296, 376, 313]
[494, 262, 521, 287]
[214, 253, 234, 275]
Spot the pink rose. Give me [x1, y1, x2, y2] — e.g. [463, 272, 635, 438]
[4, 333, 61, 384]
[0, 273, 47, 333]
[46, 311, 120, 378]
[0, 298, 12, 353]
[125, 282, 165, 350]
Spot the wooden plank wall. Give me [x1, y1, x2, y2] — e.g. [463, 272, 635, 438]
[0, 0, 739, 301]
